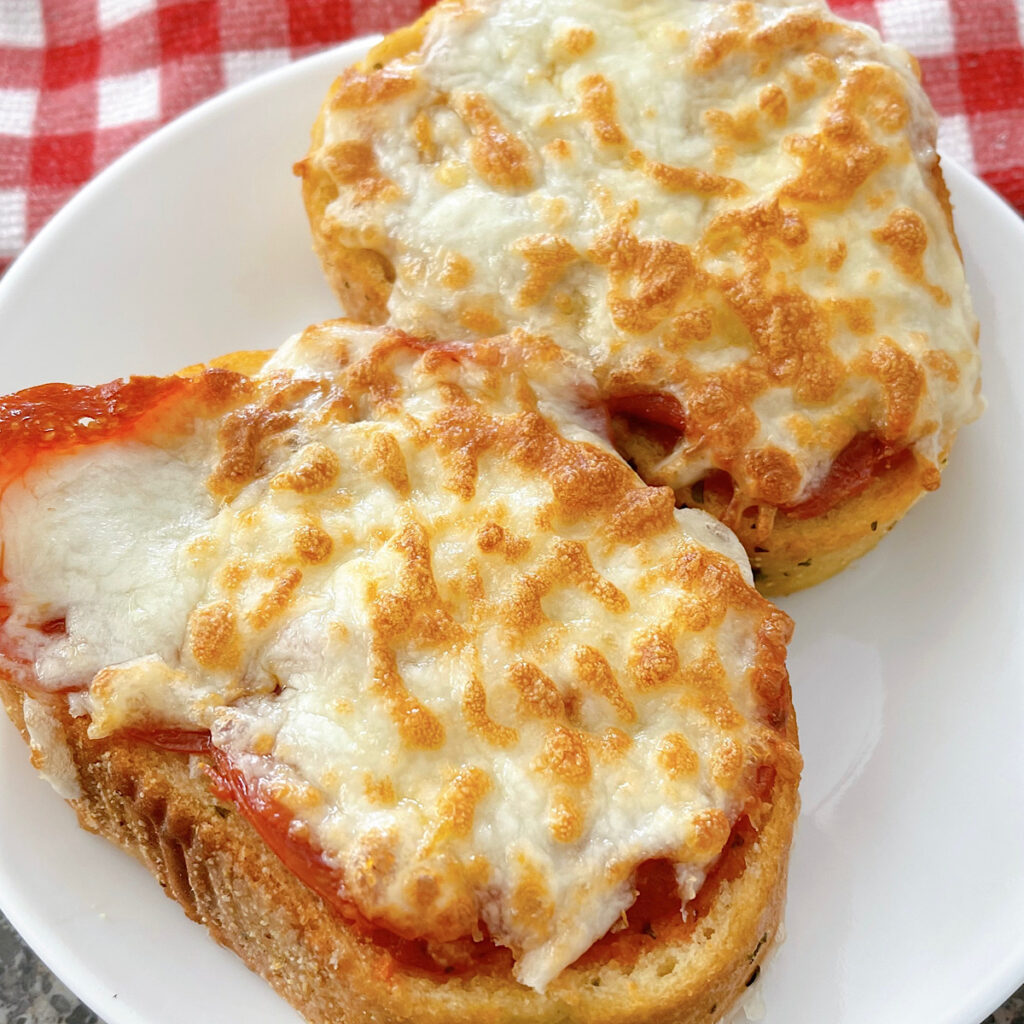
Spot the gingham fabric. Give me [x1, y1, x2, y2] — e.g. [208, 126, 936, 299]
[0, 0, 1022, 277]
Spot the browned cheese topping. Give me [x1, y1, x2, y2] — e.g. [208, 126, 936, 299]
[0, 320, 799, 991]
[301, 0, 982, 528]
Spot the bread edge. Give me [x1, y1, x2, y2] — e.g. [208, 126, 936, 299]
[1, 677, 799, 1024]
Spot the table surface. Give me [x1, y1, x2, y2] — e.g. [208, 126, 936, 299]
[1, 910, 1022, 1024]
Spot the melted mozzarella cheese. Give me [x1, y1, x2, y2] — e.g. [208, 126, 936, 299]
[0, 322, 798, 991]
[307, 0, 982, 506]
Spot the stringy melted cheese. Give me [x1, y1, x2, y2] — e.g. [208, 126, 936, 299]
[305, 0, 982, 504]
[0, 322, 798, 991]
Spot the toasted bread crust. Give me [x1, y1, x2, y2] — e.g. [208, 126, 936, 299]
[1, 675, 798, 1024]
[748, 453, 929, 594]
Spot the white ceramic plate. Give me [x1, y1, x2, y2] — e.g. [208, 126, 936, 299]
[1, 36, 1022, 1024]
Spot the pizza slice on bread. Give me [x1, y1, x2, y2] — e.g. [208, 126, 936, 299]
[0, 321, 800, 1023]
[298, 0, 983, 593]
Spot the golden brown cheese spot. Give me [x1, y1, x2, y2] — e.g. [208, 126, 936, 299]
[549, 791, 585, 843]
[730, 1, 756, 29]
[596, 727, 632, 761]
[273, 442, 340, 494]
[859, 337, 925, 439]
[455, 92, 534, 191]
[718, 272, 843, 404]
[780, 208, 810, 247]
[188, 600, 240, 671]
[601, 485, 676, 542]
[323, 140, 400, 203]
[689, 808, 731, 858]
[534, 438, 637, 521]
[329, 65, 415, 109]
[743, 445, 802, 505]
[431, 397, 494, 500]
[185, 534, 216, 566]
[857, 64, 910, 132]
[683, 646, 742, 730]
[783, 108, 886, 204]
[752, 10, 838, 53]
[364, 430, 410, 497]
[713, 144, 736, 172]
[435, 766, 491, 840]
[462, 675, 519, 748]
[371, 587, 415, 641]
[250, 568, 303, 630]
[364, 772, 396, 806]
[411, 109, 437, 162]
[545, 138, 573, 161]
[436, 160, 469, 189]
[509, 661, 565, 720]
[556, 25, 596, 59]
[666, 547, 753, 622]
[711, 737, 744, 787]
[347, 828, 397, 906]
[590, 220, 699, 334]
[628, 627, 679, 692]
[458, 305, 504, 336]
[369, 641, 446, 750]
[294, 523, 333, 564]
[579, 74, 627, 146]
[271, 778, 323, 814]
[439, 252, 474, 289]
[509, 855, 555, 943]
[824, 239, 848, 272]
[514, 233, 578, 308]
[804, 51, 839, 84]
[216, 556, 252, 592]
[752, 608, 794, 709]
[476, 522, 530, 561]
[547, 539, 628, 612]
[498, 571, 548, 634]
[572, 645, 636, 723]
[535, 725, 592, 784]
[924, 350, 960, 384]
[671, 592, 712, 634]
[684, 376, 759, 460]
[391, 521, 440, 603]
[657, 732, 699, 779]
[405, 870, 441, 911]
[668, 307, 715, 347]
[873, 207, 927, 277]
[872, 207, 950, 305]
[758, 83, 789, 125]
[692, 28, 742, 72]
[705, 107, 760, 145]
[826, 296, 875, 335]
[211, 406, 295, 495]
[646, 160, 745, 199]
[543, 197, 570, 230]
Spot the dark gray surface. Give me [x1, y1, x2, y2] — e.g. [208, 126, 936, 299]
[1, 910, 1022, 1024]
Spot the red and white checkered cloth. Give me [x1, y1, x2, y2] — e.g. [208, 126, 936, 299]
[1, 0, 1022, 277]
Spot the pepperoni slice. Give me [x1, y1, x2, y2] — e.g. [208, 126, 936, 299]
[607, 392, 687, 454]
[781, 433, 911, 520]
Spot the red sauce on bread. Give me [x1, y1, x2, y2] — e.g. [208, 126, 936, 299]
[692, 434, 911, 520]
[780, 433, 912, 519]
[607, 392, 687, 454]
[0, 377, 191, 487]
[205, 744, 773, 980]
